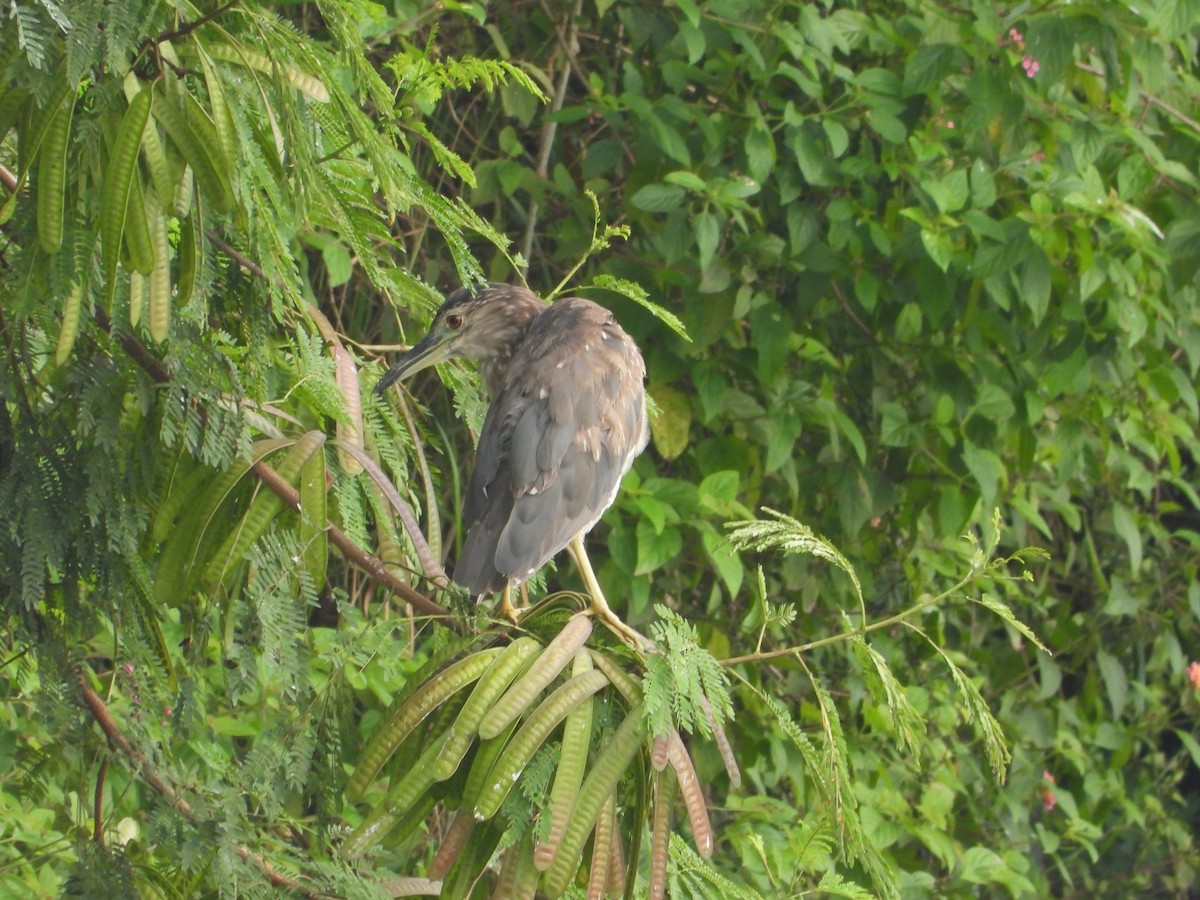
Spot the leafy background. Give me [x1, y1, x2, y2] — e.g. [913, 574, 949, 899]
[2, 0, 1199, 897]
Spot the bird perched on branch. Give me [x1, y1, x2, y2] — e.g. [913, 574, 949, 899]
[376, 282, 648, 639]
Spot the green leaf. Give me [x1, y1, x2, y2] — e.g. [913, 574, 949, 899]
[631, 183, 686, 212]
[321, 241, 353, 288]
[701, 526, 743, 599]
[920, 228, 954, 272]
[921, 170, 969, 215]
[695, 210, 720, 272]
[1096, 650, 1128, 719]
[903, 43, 962, 95]
[1111, 503, 1143, 572]
[591, 274, 690, 341]
[974, 593, 1052, 655]
[647, 384, 691, 460]
[822, 119, 849, 157]
[1020, 247, 1052, 325]
[745, 123, 775, 181]
[962, 441, 1004, 510]
[635, 518, 682, 574]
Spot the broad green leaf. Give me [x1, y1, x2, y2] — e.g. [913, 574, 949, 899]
[647, 384, 691, 460]
[1096, 649, 1128, 719]
[631, 183, 686, 212]
[1111, 503, 1143, 572]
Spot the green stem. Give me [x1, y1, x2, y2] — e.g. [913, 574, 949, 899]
[721, 560, 987, 667]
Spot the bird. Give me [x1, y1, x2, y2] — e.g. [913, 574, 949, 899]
[375, 282, 649, 640]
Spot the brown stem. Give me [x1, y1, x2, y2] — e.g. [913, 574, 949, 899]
[207, 231, 266, 278]
[76, 668, 326, 897]
[75, 669, 193, 816]
[138, 1, 242, 58]
[93, 758, 109, 846]
[94, 303, 453, 621]
[251, 460, 451, 619]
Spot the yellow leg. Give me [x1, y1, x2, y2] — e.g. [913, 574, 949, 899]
[567, 536, 648, 649]
[497, 584, 521, 624]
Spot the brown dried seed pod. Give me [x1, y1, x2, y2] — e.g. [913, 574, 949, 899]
[428, 809, 475, 881]
[649, 768, 673, 900]
[668, 731, 714, 859]
[586, 795, 615, 900]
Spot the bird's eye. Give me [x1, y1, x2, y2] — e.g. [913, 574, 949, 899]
[445, 314, 464, 330]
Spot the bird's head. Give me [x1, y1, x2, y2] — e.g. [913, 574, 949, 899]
[374, 283, 545, 395]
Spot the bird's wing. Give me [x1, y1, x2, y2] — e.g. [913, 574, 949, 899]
[455, 299, 646, 594]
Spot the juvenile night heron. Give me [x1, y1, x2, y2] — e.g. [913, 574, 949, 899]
[375, 282, 648, 639]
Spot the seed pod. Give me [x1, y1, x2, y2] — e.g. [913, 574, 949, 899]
[346, 646, 503, 800]
[128, 270, 144, 327]
[152, 84, 232, 214]
[122, 175, 156, 276]
[145, 195, 171, 342]
[479, 613, 592, 739]
[139, 116, 174, 212]
[474, 668, 609, 821]
[102, 86, 152, 299]
[586, 795, 615, 900]
[54, 281, 83, 365]
[668, 731, 714, 859]
[298, 446, 327, 589]
[427, 809, 475, 881]
[153, 439, 288, 608]
[651, 734, 670, 772]
[492, 832, 538, 900]
[36, 90, 75, 253]
[590, 650, 643, 705]
[195, 45, 236, 169]
[341, 732, 446, 859]
[460, 717, 518, 810]
[434, 636, 541, 782]
[175, 211, 201, 307]
[534, 649, 595, 871]
[203, 430, 326, 585]
[649, 768, 673, 900]
[541, 703, 648, 897]
[608, 819, 626, 895]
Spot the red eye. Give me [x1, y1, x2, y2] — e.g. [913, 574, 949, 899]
[446, 314, 463, 329]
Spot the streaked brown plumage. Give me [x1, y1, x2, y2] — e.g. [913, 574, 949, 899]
[376, 283, 648, 607]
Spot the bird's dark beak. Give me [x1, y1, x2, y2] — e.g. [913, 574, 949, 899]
[374, 331, 455, 395]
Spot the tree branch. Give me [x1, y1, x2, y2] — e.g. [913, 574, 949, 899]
[75, 669, 322, 896]
[95, 307, 453, 621]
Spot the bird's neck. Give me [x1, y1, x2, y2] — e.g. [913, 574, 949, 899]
[475, 297, 545, 396]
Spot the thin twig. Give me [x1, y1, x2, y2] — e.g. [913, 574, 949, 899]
[1075, 61, 1200, 134]
[207, 231, 265, 278]
[521, 0, 582, 264]
[720, 561, 987, 667]
[75, 669, 193, 816]
[76, 669, 326, 896]
[138, 1, 242, 57]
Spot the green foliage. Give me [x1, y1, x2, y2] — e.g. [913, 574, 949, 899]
[645, 604, 732, 739]
[4, 0, 1200, 897]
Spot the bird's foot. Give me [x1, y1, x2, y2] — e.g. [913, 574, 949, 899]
[588, 598, 651, 651]
[497, 585, 522, 625]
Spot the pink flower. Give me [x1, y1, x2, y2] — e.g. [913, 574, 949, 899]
[1188, 661, 1200, 689]
[1040, 770, 1057, 812]
[998, 28, 1025, 48]
[1022, 56, 1040, 78]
